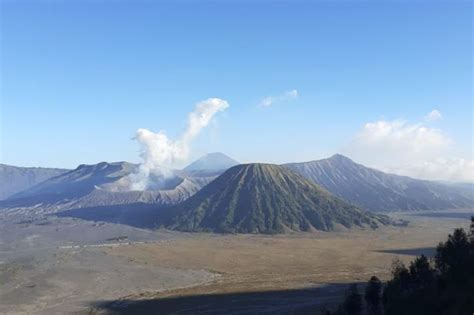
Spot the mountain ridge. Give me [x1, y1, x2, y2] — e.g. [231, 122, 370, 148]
[284, 154, 473, 212]
[0, 164, 69, 200]
[2, 161, 215, 214]
[2, 154, 471, 219]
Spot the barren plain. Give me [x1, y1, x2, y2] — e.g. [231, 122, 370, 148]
[0, 211, 472, 314]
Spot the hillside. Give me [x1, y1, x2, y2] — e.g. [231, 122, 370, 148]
[10, 161, 139, 201]
[167, 163, 389, 234]
[0, 164, 69, 200]
[284, 154, 473, 212]
[2, 162, 214, 214]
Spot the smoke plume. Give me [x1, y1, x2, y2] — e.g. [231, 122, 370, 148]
[129, 98, 229, 190]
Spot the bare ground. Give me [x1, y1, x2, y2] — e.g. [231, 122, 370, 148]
[0, 210, 472, 314]
[103, 211, 472, 295]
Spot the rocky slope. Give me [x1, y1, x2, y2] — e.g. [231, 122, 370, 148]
[284, 154, 473, 212]
[0, 164, 68, 200]
[1, 162, 214, 214]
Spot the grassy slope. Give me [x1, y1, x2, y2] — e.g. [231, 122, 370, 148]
[167, 164, 387, 233]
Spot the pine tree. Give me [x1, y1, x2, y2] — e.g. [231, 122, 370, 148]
[343, 284, 363, 315]
[470, 216, 474, 241]
[365, 276, 382, 315]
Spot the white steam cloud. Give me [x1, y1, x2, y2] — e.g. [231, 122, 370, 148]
[129, 98, 229, 190]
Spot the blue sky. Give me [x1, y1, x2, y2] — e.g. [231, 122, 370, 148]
[1, 1, 472, 181]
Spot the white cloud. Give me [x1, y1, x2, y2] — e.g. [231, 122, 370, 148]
[385, 157, 474, 184]
[129, 98, 229, 190]
[345, 119, 473, 182]
[259, 89, 298, 107]
[425, 109, 442, 122]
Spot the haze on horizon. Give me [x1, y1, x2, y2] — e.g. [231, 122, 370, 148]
[1, 1, 472, 183]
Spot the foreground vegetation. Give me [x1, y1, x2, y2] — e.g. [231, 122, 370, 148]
[329, 216, 474, 315]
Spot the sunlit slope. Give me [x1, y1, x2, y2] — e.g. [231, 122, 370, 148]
[285, 154, 473, 212]
[168, 163, 389, 233]
[2, 162, 214, 213]
[0, 164, 69, 200]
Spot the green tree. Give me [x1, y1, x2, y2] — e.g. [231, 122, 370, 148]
[470, 215, 474, 241]
[383, 255, 438, 314]
[435, 228, 470, 279]
[382, 259, 411, 315]
[342, 284, 363, 315]
[365, 276, 382, 315]
[332, 225, 474, 315]
[435, 228, 474, 314]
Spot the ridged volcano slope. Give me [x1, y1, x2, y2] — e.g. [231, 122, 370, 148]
[0, 164, 69, 200]
[167, 163, 389, 234]
[284, 154, 473, 212]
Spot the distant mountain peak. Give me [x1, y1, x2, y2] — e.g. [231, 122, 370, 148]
[328, 154, 354, 163]
[184, 152, 239, 171]
[204, 152, 232, 158]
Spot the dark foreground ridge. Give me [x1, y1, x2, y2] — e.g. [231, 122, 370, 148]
[90, 283, 351, 315]
[56, 203, 161, 229]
